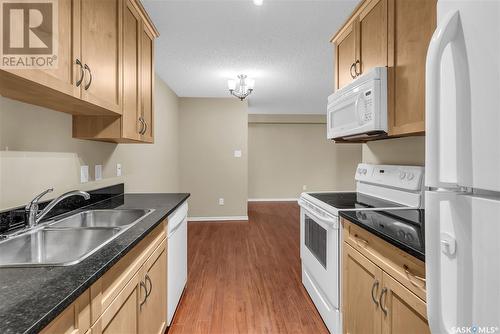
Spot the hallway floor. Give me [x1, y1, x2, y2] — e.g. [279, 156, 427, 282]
[169, 202, 328, 334]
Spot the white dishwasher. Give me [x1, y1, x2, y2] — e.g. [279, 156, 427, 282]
[166, 202, 188, 326]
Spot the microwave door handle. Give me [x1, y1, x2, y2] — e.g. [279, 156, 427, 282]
[354, 93, 363, 125]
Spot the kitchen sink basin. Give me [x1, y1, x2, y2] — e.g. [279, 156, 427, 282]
[50, 209, 153, 229]
[0, 209, 154, 267]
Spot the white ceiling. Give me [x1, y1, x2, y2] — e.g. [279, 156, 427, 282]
[143, 0, 359, 114]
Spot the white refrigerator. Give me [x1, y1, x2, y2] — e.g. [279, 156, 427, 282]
[425, 1, 500, 333]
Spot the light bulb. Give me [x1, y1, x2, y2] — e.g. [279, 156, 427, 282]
[227, 79, 236, 90]
[253, 0, 263, 6]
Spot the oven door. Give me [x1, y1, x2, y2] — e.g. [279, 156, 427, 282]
[300, 205, 340, 313]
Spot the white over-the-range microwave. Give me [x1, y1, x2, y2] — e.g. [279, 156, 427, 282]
[327, 66, 388, 141]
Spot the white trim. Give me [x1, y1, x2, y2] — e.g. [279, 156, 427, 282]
[248, 198, 298, 202]
[188, 216, 249, 222]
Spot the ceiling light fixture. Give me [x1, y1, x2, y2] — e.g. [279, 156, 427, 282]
[253, 0, 263, 6]
[227, 74, 255, 101]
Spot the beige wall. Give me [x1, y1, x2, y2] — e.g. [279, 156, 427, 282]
[0, 75, 180, 210]
[248, 122, 362, 199]
[179, 98, 248, 218]
[362, 136, 425, 166]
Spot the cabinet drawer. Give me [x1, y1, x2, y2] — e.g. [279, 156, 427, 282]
[90, 221, 166, 323]
[41, 290, 91, 334]
[342, 219, 426, 301]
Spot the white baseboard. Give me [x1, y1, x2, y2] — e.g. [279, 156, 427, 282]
[248, 198, 298, 202]
[188, 216, 249, 222]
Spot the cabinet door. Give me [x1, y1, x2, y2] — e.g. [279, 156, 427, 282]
[343, 243, 383, 334]
[40, 290, 90, 334]
[3, 0, 81, 98]
[358, 0, 388, 75]
[139, 242, 167, 334]
[381, 272, 430, 334]
[140, 25, 154, 142]
[122, 0, 142, 141]
[335, 23, 357, 90]
[80, 0, 122, 114]
[91, 271, 143, 334]
[387, 0, 436, 136]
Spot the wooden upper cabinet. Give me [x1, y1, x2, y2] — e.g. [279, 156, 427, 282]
[80, 0, 122, 114]
[2, 0, 81, 99]
[343, 243, 383, 334]
[381, 272, 430, 334]
[387, 0, 436, 136]
[122, 0, 142, 141]
[140, 25, 154, 143]
[331, 0, 436, 138]
[358, 0, 388, 75]
[72, 0, 159, 143]
[335, 23, 357, 90]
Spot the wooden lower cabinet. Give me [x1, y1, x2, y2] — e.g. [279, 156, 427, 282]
[343, 243, 383, 334]
[91, 271, 142, 334]
[381, 272, 430, 334]
[139, 241, 167, 334]
[42, 222, 168, 334]
[40, 290, 91, 334]
[342, 225, 430, 334]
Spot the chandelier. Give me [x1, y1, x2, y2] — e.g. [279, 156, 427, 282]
[227, 74, 255, 101]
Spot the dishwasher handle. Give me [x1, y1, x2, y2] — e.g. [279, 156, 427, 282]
[167, 217, 186, 238]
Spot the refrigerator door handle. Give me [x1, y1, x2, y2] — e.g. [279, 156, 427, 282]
[425, 10, 472, 188]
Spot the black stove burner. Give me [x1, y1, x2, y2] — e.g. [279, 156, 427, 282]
[340, 209, 425, 261]
[308, 192, 403, 210]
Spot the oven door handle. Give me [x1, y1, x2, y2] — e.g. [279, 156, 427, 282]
[299, 200, 338, 229]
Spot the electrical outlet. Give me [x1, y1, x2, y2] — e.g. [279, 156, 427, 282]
[95, 165, 103, 181]
[116, 163, 122, 177]
[80, 165, 89, 183]
[234, 150, 242, 158]
[218, 198, 224, 205]
[302, 185, 307, 191]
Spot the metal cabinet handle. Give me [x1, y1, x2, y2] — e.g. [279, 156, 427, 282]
[75, 59, 84, 87]
[353, 233, 369, 247]
[350, 62, 357, 78]
[142, 119, 148, 135]
[138, 117, 145, 135]
[84, 64, 92, 90]
[371, 280, 380, 306]
[145, 273, 152, 298]
[379, 287, 388, 316]
[354, 59, 361, 76]
[140, 281, 147, 308]
[403, 264, 426, 289]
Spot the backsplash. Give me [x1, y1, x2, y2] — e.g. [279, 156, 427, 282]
[362, 136, 425, 166]
[0, 183, 124, 233]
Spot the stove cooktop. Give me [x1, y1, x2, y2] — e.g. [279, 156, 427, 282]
[340, 209, 425, 261]
[307, 192, 404, 210]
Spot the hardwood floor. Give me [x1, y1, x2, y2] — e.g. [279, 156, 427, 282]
[169, 202, 328, 334]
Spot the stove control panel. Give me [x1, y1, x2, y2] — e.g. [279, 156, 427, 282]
[355, 163, 424, 191]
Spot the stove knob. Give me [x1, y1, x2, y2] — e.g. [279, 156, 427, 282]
[397, 230, 406, 239]
[358, 168, 362, 174]
[362, 168, 367, 175]
[399, 171, 407, 180]
[407, 172, 415, 181]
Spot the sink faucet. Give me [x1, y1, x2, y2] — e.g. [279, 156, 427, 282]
[25, 189, 91, 228]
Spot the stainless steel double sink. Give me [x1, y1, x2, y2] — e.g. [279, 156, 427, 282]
[0, 209, 154, 268]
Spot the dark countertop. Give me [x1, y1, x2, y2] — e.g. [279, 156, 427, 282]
[340, 209, 425, 261]
[0, 192, 189, 334]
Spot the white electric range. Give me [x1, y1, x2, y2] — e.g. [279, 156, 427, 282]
[298, 163, 424, 334]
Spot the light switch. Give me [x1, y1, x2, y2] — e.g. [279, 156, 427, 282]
[116, 163, 122, 177]
[80, 165, 89, 183]
[95, 165, 103, 181]
[218, 198, 224, 205]
[234, 150, 242, 158]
